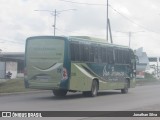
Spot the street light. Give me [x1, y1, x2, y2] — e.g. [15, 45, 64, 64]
[35, 9, 76, 36]
[116, 31, 144, 48]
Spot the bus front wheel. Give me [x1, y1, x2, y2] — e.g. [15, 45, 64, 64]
[52, 89, 67, 97]
[121, 80, 129, 94]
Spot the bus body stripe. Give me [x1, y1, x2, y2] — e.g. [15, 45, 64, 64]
[74, 64, 107, 84]
[32, 63, 62, 72]
[74, 64, 93, 79]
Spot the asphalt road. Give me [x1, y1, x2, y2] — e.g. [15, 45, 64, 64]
[0, 84, 160, 120]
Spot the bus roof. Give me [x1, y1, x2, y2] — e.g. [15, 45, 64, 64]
[26, 35, 131, 50]
[69, 36, 130, 49]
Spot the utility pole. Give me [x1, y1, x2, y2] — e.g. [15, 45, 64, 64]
[106, 0, 113, 43]
[116, 31, 144, 48]
[129, 32, 131, 48]
[157, 57, 159, 77]
[35, 9, 76, 36]
[108, 19, 113, 43]
[106, 0, 108, 42]
[53, 9, 56, 36]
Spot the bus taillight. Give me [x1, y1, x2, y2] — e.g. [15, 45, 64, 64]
[62, 67, 68, 80]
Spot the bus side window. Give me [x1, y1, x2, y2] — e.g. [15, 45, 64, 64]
[98, 45, 102, 63]
[114, 49, 118, 63]
[79, 43, 84, 62]
[70, 42, 75, 61]
[84, 44, 89, 62]
[75, 42, 79, 61]
[89, 44, 94, 62]
[126, 51, 130, 64]
[123, 50, 126, 64]
[102, 47, 107, 63]
[94, 45, 99, 63]
[70, 41, 79, 61]
[119, 50, 123, 63]
[107, 47, 114, 64]
[115, 49, 129, 64]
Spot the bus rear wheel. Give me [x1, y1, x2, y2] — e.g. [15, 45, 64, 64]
[121, 80, 129, 94]
[83, 80, 98, 97]
[52, 89, 67, 97]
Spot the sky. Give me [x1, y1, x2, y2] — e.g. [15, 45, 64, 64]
[0, 0, 160, 57]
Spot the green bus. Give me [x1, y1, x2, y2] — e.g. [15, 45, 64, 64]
[24, 36, 136, 97]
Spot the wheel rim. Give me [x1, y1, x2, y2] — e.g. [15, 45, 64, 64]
[92, 81, 98, 96]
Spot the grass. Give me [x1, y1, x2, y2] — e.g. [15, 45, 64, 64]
[0, 79, 36, 93]
[136, 72, 160, 85]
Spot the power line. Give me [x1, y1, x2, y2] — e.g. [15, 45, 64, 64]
[109, 5, 159, 34]
[0, 39, 24, 45]
[59, 0, 106, 6]
[59, 0, 160, 34]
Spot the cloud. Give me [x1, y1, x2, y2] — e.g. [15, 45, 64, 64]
[0, 0, 160, 57]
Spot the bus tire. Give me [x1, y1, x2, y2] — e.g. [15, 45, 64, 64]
[52, 89, 67, 97]
[83, 80, 98, 97]
[121, 80, 129, 94]
[90, 80, 98, 97]
[82, 91, 90, 97]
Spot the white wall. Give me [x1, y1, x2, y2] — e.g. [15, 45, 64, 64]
[6, 62, 17, 79]
[0, 62, 5, 79]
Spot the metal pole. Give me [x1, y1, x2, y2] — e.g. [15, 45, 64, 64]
[34, 9, 76, 36]
[108, 19, 113, 43]
[157, 57, 159, 77]
[106, 0, 108, 42]
[54, 9, 56, 36]
[129, 32, 131, 48]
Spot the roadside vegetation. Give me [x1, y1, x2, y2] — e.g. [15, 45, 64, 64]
[0, 78, 36, 93]
[136, 72, 160, 85]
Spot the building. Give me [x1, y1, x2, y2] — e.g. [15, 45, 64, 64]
[135, 47, 150, 78]
[0, 52, 24, 79]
